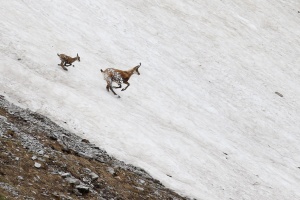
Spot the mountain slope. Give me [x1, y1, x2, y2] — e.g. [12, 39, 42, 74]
[1, 0, 300, 199]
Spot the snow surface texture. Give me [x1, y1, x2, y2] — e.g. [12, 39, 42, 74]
[1, 0, 300, 199]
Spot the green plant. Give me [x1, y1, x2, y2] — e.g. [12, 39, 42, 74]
[0, 193, 7, 200]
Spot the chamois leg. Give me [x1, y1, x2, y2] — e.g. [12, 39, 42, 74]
[58, 61, 64, 66]
[109, 84, 120, 98]
[106, 81, 111, 92]
[121, 82, 130, 91]
[60, 62, 68, 71]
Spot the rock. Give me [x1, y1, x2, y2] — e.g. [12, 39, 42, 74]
[34, 162, 41, 168]
[65, 177, 80, 185]
[61, 173, 71, 178]
[72, 188, 82, 196]
[82, 168, 91, 174]
[0, 116, 7, 121]
[107, 167, 115, 175]
[38, 150, 44, 155]
[82, 177, 90, 183]
[17, 176, 24, 180]
[43, 155, 50, 159]
[75, 185, 89, 194]
[89, 172, 99, 181]
[37, 157, 45, 162]
[81, 139, 90, 143]
[15, 157, 20, 161]
[52, 192, 59, 198]
[49, 134, 58, 140]
[78, 152, 93, 159]
[60, 194, 74, 200]
[275, 92, 283, 97]
[31, 155, 37, 160]
[135, 186, 144, 191]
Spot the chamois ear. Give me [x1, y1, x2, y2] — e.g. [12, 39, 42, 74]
[138, 63, 141, 68]
[77, 53, 81, 62]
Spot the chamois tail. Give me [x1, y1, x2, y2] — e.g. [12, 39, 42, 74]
[100, 69, 104, 73]
[57, 53, 60, 57]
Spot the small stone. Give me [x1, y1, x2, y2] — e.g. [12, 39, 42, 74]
[89, 172, 99, 181]
[0, 116, 7, 121]
[37, 158, 45, 162]
[81, 139, 90, 143]
[17, 176, 24, 180]
[61, 173, 71, 178]
[59, 194, 73, 200]
[43, 155, 50, 159]
[107, 167, 115, 175]
[78, 152, 93, 159]
[82, 168, 91, 174]
[65, 177, 80, 185]
[52, 192, 59, 197]
[275, 92, 283, 97]
[49, 134, 58, 140]
[72, 188, 82, 196]
[15, 157, 20, 161]
[34, 162, 41, 168]
[38, 150, 44, 155]
[82, 177, 90, 183]
[32, 155, 37, 160]
[75, 185, 89, 194]
[135, 186, 144, 191]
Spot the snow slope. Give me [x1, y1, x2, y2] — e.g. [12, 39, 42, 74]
[1, 0, 300, 199]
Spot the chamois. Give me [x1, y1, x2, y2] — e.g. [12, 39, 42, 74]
[100, 63, 141, 98]
[57, 53, 80, 71]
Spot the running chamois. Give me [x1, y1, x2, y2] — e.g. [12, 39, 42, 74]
[57, 53, 80, 71]
[100, 63, 141, 98]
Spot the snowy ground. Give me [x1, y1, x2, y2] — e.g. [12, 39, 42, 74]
[1, 0, 300, 199]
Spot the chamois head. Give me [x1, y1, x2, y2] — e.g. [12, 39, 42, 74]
[133, 63, 141, 75]
[77, 53, 81, 62]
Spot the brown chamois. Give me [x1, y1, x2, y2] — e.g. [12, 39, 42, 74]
[100, 63, 141, 98]
[57, 53, 80, 71]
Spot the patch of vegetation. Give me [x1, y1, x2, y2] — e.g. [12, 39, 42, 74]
[0, 194, 8, 200]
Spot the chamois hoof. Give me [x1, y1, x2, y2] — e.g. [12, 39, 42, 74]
[121, 89, 125, 91]
[117, 95, 121, 98]
[73, 65, 75, 67]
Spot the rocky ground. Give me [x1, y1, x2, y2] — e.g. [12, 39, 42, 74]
[0, 95, 189, 200]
